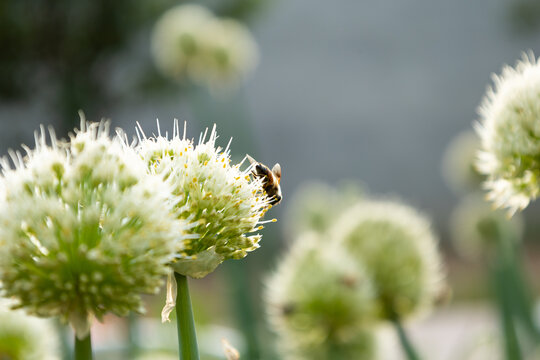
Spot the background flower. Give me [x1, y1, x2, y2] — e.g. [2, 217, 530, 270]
[333, 199, 444, 320]
[475, 52, 540, 215]
[442, 130, 485, 194]
[265, 233, 377, 360]
[450, 194, 524, 260]
[283, 181, 364, 238]
[0, 299, 60, 360]
[151, 4, 258, 90]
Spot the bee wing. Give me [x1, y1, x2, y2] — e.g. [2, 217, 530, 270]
[246, 154, 258, 166]
[272, 163, 281, 182]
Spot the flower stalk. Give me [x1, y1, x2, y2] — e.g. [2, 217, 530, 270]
[175, 272, 200, 360]
[491, 225, 539, 358]
[390, 314, 421, 360]
[491, 252, 522, 360]
[74, 334, 92, 360]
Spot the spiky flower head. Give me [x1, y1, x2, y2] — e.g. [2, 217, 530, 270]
[284, 181, 364, 238]
[265, 233, 377, 360]
[450, 194, 524, 259]
[0, 299, 60, 360]
[151, 4, 258, 90]
[475, 51, 540, 215]
[442, 131, 485, 194]
[135, 121, 273, 279]
[333, 200, 444, 320]
[0, 120, 183, 338]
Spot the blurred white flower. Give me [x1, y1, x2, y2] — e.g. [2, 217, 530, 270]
[333, 199, 445, 320]
[283, 181, 364, 238]
[442, 131, 484, 194]
[475, 51, 540, 215]
[265, 233, 377, 360]
[0, 120, 183, 338]
[450, 194, 524, 259]
[0, 298, 60, 360]
[151, 4, 258, 91]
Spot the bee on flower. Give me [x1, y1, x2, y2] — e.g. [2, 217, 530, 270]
[130, 121, 279, 321]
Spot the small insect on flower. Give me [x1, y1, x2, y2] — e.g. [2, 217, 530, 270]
[247, 154, 282, 205]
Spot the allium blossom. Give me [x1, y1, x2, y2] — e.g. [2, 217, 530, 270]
[475, 52, 540, 215]
[135, 121, 274, 281]
[134, 122, 274, 321]
[450, 194, 524, 259]
[0, 299, 60, 360]
[151, 4, 258, 90]
[265, 233, 377, 360]
[334, 200, 444, 320]
[283, 181, 364, 238]
[442, 131, 484, 194]
[0, 121, 183, 338]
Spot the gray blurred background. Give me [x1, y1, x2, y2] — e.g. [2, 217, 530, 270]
[1, 0, 539, 238]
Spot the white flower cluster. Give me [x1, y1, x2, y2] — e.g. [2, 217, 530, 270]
[0, 299, 60, 360]
[266, 196, 445, 359]
[0, 120, 185, 338]
[450, 194, 524, 259]
[265, 233, 377, 360]
[135, 121, 273, 279]
[442, 130, 485, 194]
[333, 200, 444, 319]
[475, 52, 540, 215]
[151, 4, 258, 90]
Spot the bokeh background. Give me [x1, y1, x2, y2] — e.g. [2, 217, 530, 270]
[1, 0, 540, 359]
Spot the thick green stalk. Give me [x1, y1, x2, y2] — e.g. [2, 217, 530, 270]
[505, 241, 540, 343]
[174, 272, 200, 360]
[492, 229, 524, 360]
[226, 260, 261, 359]
[492, 258, 522, 360]
[127, 312, 140, 358]
[74, 333, 92, 360]
[391, 315, 421, 360]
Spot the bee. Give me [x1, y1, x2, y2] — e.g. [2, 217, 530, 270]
[246, 154, 282, 205]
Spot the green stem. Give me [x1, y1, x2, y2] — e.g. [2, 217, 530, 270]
[505, 241, 540, 343]
[174, 272, 200, 360]
[391, 315, 421, 360]
[492, 258, 522, 360]
[492, 232, 524, 360]
[127, 312, 140, 358]
[74, 333, 92, 360]
[226, 261, 261, 359]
